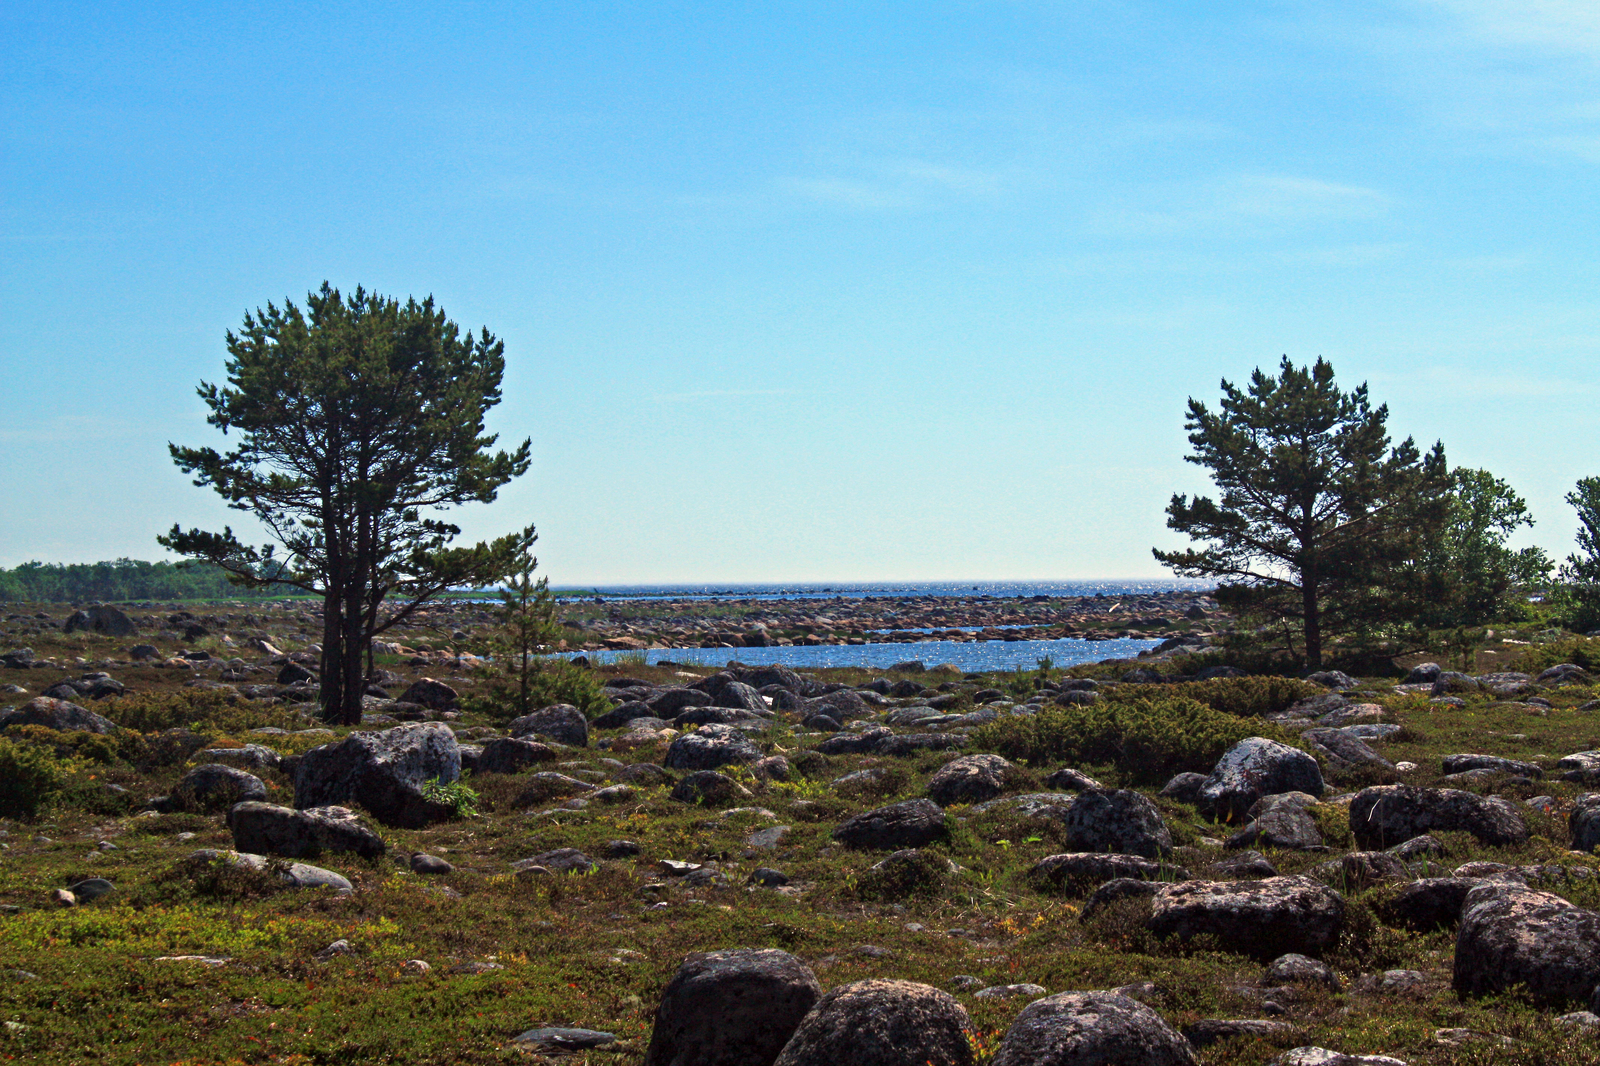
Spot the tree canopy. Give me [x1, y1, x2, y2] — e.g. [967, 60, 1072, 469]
[1153, 355, 1448, 669]
[160, 283, 533, 724]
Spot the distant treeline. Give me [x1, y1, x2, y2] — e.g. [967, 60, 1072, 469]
[0, 559, 278, 603]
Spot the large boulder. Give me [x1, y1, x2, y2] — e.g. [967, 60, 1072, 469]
[1572, 795, 1600, 853]
[173, 764, 268, 811]
[664, 723, 761, 772]
[1454, 881, 1600, 1004]
[1225, 807, 1324, 851]
[1375, 878, 1479, 931]
[644, 948, 822, 1066]
[227, 801, 385, 859]
[396, 677, 457, 710]
[1148, 876, 1346, 959]
[1301, 729, 1395, 777]
[670, 770, 752, 806]
[990, 990, 1197, 1066]
[186, 849, 353, 893]
[927, 754, 1015, 807]
[1347, 785, 1528, 850]
[773, 979, 974, 1066]
[196, 744, 281, 772]
[1061, 789, 1172, 859]
[62, 605, 137, 637]
[293, 723, 460, 829]
[1198, 738, 1323, 820]
[715, 681, 768, 713]
[1442, 754, 1541, 778]
[0, 696, 116, 735]
[833, 799, 948, 851]
[1028, 853, 1191, 894]
[509, 704, 589, 747]
[649, 688, 712, 717]
[475, 737, 557, 775]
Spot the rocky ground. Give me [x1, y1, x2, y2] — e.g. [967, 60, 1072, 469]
[4, 601, 1600, 1064]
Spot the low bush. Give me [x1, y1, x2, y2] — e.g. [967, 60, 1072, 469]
[421, 776, 480, 818]
[99, 690, 302, 735]
[0, 736, 67, 818]
[1511, 636, 1600, 675]
[971, 697, 1294, 784]
[1104, 675, 1322, 719]
[466, 658, 614, 721]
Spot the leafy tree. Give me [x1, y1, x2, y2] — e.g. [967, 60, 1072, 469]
[1556, 477, 1600, 633]
[491, 547, 562, 717]
[1413, 468, 1551, 626]
[160, 283, 533, 724]
[1153, 356, 1448, 669]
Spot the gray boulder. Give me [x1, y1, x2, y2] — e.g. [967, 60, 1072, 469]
[396, 677, 458, 710]
[1348, 785, 1529, 850]
[1454, 881, 1600, 1004]
[1306, 670, 1358, 691]
[509, 704, 589, 747]
[0, 696, 116, 735]
[1226, 807, 1324, 851]
[990, 991, 1196, 1066]
[1199, 738, 1324, 820]
[475, 737, 557, 774]
[1312, 851, 1409, 890]
[1159, 773, 1207, 804]
[1268, 1051, 1408, 1066]
[513, 848, 597, 875]
[188, 849, 352, 893]
[670, 770, 752, 806]
[1061, 788, 1173, 859]
[293, 722, 460, 829]
[664, 723, 761, 771]
[1028, 853, 1190, 894]
[833, 799, 948, 851]
[227, 801, 385, 859]
[196, 744, 281, 772]
[716, 681, 768, 713]
[514, 772, 596, 805]
[1263, 953, 1340, 990]
[1404, 662, 1442, 685]
[1148, 876, 1345, 959]
[1442, 753, 1541, 778]
[1044, 767, 1103, 792]
[1301, 729, 1395, 777]
[773, 979, 973, 1066]
[644, 948, 821, 1066]
[63, 605, 137, 637]
[174, 764, 268, 811]
[927, 754, 1014, 807]
[1572, 794, 1600, 853]
[1375, 877, 1478, 931]
[649, 688, 712, 716]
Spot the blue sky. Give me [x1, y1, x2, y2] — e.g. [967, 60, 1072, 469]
[3, 1, 1599, 584]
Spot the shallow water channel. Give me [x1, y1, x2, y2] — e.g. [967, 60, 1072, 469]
[558, 636, 1163, 673]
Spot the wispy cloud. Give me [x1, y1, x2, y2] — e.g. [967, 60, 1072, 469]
[778, 158, 1008, 211]
[651, 388, 796, 402]
[1423, 1, 1600, 59]
[1088, 173, 1388, 238]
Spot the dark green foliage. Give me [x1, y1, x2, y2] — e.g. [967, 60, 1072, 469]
[1103, 675, 1322, 718]
[466, 658, 613, 721]
[1556, 477, 1600, 632]
[1412, 468, 1552, 627]
[0, 558, 278, 603]
[0, 736, 66, 819]
[1512, 636, 1600, 675]
[99, 690, 301, 736]
[971, 697, 1292, 784]
[1154, 356, 1449, 668]
[159, 282, 535, 725]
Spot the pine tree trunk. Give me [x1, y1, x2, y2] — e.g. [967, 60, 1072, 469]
[1302, 582, 1322, 671]
[318, 593, 350, 724]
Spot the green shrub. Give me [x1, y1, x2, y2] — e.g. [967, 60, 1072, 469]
[466, 658, 614, 721]
[1511, 636, 1600, 675]
[0, 736, 67, 819]
[422, 776, 480, 818]
[1104, 676, 1322, 719]
[971, 697, 1295, 784]
[99, 689, 302, 735]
